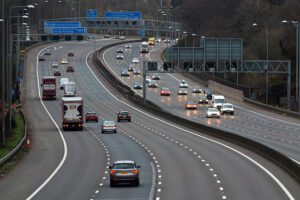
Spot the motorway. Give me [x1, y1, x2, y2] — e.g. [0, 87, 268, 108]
[102, 42, 300, 163]
[0, 39, 299, 200]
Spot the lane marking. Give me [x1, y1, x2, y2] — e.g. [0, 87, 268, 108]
[26, 45, 68, 200]
[99, 46, 295, 200]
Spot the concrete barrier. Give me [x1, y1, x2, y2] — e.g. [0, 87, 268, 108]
[92, 42, 300, 183]
[208, 80, 244, 101]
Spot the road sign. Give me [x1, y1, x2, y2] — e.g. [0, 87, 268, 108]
[147, 62, 158, 72]
[86, 9, 98, 20]
[104, 11, 141, 20]
[139, 29, 145, 37]
[44, 21, 81, 28]
[50, 27, 87, 35]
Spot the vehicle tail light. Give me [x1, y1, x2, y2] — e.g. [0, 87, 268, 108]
[131, 170, 139, 174]
[110, 170, 117, 175]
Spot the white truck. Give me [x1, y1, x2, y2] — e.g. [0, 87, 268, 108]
[140, 42, 149, 53]
[64, 81, 76, 97]
[210, 95, 225, 110]
[62, 97, 83, 130]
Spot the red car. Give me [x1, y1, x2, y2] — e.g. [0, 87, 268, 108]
[160, 87, 171, 96]
[85, 111, 98, 122]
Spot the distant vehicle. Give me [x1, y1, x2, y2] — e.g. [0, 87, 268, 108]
[66, 66, 74, 72]
[104, 34, 110, 38]
[133, 82, 143, 89]
[178, 89, 188, 95]
[199, 95, 208, 104]
[52, 62, 59, 68]
[155, 38, 162, 43]
[151, 74, 160, 80]
[140, 42, 149, 53]
[125, 44, 132, 49]
[101, 120, 117, 133]
[164, 38, 171, 43]
[117, 48, 124, 53]
[160, 87, 171, 96]
[221, 103, 234, 115]
[185, 100, 197, 110]
[121, 69, 129, 77]
[117, 111, 131, 122]
[211, 95, 225, 110]
[148, 80, 158, 88]
[179, 80, 188, 88]
[132, 58, 139, 64]
[206, 107, 220, 118]
[115, 35, 120, 39]
[64, 81, 76, 97]
[145, 76, 151, 83]
[39, 56, 45, 61]
[205, 89, 214, 100]
[62, 97, 84, 130]
[127, 64, 134, 71]
[192, 86, 202, 93]
[85, 111, 98, 122]
[148, 37, 156, 46]
[59, 78, 69, 89]
[67, 51, 74, 57]
[116, 54, 124, 60]
[42, 76, 56, 100]
[53, 70, 61, 76]
[119, 36, 126, 40]
[44, 50, 51, 55]
[133, 68, 141, 75]
[61, 59, 68, 64]
[109, 160, 140, 187]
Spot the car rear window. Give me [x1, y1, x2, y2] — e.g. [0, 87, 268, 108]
[113, 163, 135, 169]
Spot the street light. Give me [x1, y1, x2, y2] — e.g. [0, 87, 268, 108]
[252, 22, 269, 104]
[1, 0, 4, 146]
[192, 33, 196, 70]
[282, 20, 300, 111]
[183, 31, 187, 47]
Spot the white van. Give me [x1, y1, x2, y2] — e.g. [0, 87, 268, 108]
[64, 81, 76, 97]
[210, 95, 225, 110]
[59, 78, 69, 89]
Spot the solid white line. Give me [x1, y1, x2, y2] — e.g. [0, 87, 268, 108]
[149, 162, 156, 200]
[98, 46, 295, 200]
[290, 158, 300, 165]
[26, 45, 68, 200]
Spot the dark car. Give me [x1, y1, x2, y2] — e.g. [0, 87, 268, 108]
[85, 111, 98, 122]
[117, 111, 131, 122]
[110, 160, 140, 187]
[104, 34, 110, 38]
[206, 90, 213, 100]
[151, 74, 160, 80]
[66, 66, 74, 72]
[199, 95, 208, 104]
[117, 48, 124, 53]
[121, 69, 129, 77]
[44, 50, 51, 55]
[39, 56, 45, 61]
[133, 82, 143, 89]
[68, 51, 74, 57]
[53, 70, 61, 76]
[128, 64, 134, 72]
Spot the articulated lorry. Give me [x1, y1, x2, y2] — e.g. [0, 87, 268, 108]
[42, 76, 56, 100]
[62, 97, 83, 130]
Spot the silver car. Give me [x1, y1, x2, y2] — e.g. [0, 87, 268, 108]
[206, 108, 221, 118]
[109, 160, 141, 187]
[101, 120, 117, 133]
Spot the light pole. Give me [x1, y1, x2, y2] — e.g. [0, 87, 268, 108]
[183, 31, 187, 47]
[192, 33, 196, 70]
[1, 0, 4, 146]
[282, 20, 300, 111]
[252, 22, 269, 104]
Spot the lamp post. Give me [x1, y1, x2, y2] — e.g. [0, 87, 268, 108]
[252, 22, 269, 104]
[1, 0, 4, 146]
[183, 31, 187, 47]
[282, 20, 300, 111]
[192, 33, 196, 70]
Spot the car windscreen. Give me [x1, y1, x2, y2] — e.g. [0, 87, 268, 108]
[215, 99, 225, 103]
[223, 105, 232, 108]
[103, 121, 115, 126]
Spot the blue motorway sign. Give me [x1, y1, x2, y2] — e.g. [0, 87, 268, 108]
[44, 21, 81, 28]
[104, 11, 141, 20]
[86, 9, 98, 20]
[51, 27, 87, 35]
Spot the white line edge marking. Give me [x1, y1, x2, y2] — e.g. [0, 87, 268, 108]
[26, 45, 68, 200]
[100, 47, 295, 200]
[290, 158, 300, 165]
[149, 162, 156, 200]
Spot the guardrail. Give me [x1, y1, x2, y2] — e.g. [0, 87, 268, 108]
[243, 97, 300, 119]
[92, 41, 300, 183]
[0, 109, 27, 165]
